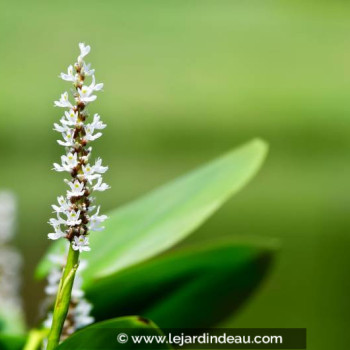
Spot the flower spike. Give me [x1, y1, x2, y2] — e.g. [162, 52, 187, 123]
[50, 43, 109, 250]
[46, 43, 107, 349]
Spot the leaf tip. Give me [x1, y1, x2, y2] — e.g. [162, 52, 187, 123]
[249, 137, 269, 157]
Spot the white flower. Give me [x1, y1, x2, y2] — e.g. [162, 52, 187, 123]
[91, 75, 103, 91]
[79, 259, 88, 271]
[89, 206, 107, 232]
[54, 92, 73, 108]
[57, 129, 75, 147]
[81, 62, 95, 77]
[77, 86, 96, 103]
[53, 153, 78, 172]
[81, 158, 108, 184]
[62, 109, 79, 126]
[72, 235, 90, 252]
[84, 125, 102, 142]
[64, 153, 79, 168]
[45, 268, 61, 295]
[88, 205, 96, 212]
[81, 164, 99, 184]
[52, 196, 70, 213]
[43, 313, 53, 329]
[89, 75, 104, 92]
[66, 180, 85, 198]
[53, 122, 69, 133]
[71, 274, 84, 299]
[93, 177, 110, 192]
[93, 158, 108, 173]
[48, 224, 65, 240]
[74, 299, 94, 328]
[90, 114, 106, 130]
[65, 210, 82, 226]
[77, 76, 103, 104]
[78, 43, 91, 59]
[49, 216, 64, 227]
[60, 65, 76, 82]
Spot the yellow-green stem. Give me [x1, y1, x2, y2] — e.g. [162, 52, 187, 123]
[23, 329, 49, 350]
[46, 244, 80, 350]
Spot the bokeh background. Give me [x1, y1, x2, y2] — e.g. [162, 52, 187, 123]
[1, 0, 349, 349]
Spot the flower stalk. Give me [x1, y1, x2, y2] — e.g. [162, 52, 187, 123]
[23, 329, 49, 350]
[46, 246, 79, 350]
[46, 43, 109, 349]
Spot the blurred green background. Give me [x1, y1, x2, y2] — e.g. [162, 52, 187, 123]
[0, 0, 349, 349]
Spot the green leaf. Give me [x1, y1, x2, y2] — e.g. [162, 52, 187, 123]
[36, 139, 268, 282]
[86, 240, 277, 327]
[0, 334, 26, 350]
[57, 316, 171, 350]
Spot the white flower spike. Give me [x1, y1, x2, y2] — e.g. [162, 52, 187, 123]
[48, 43, 109, 256]
[45, 44, 108, 348]
[0, 192, 23, 321]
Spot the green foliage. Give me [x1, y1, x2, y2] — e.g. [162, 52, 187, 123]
[56, 316, 171, 350]
[86, 240, 276, 327]
[36, 139, 268, 283]
[0, 334, 26, 350]
[32, 139, 273, 349]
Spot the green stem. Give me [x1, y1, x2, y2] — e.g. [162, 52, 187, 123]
[46, 244, 80, 350]
[23, 329, 49, 350]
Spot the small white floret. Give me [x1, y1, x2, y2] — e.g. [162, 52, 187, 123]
[54, 92, 73, 108]
[89, 206, 107, 232]
[92, 177, 110, 192]
[60, 65, 76, 82]
[65, 210, 82, 226]
[78, 43, 91, 59]
[72, 235, 91, 253]
[66, 180, 85, 198]
[57, 129, 75, 147]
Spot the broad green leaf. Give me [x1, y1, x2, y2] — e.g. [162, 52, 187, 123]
[86, 240, 277, 327]
[57, 316, 171, 350]
[36, 139, 268, 282]
[0, 334, 26, 350]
